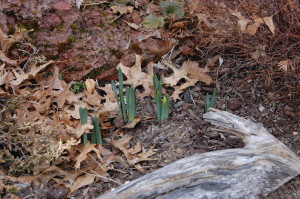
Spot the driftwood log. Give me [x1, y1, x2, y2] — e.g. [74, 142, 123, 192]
[97, 109, 300, 199]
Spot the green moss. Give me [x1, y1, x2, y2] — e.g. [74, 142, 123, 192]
[109, 21, 117, 27]
[70, 81, 86, 93]
[103, 26, 109, 31]
[80, 28, 89, 33]
[107, 34, 113, 41]
[57, 42, 72, 52]
[109, 48, 124, 59]
[70, 23, 78, 30]
[68, 33, 76, 43]
[18, 23, 27, 30]
[8, 187, 18, 194]
[78, 54, 86, 58]
[86, 64, 113, 79]
[71, 67, 83, 72]
[98, 20, 105, 28]
[98, 8, 108, 16]
[31, 10, 37, 15]
[56, 23, 63, 29]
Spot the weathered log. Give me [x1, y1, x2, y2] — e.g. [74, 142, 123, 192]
[97, 109, 300, 199]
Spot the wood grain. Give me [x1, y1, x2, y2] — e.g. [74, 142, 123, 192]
[97, 109, 300, 199]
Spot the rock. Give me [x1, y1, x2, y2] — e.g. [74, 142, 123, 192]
[216, 101, 223, 109]
[39, 13, 62, 29]
[174, 101, 184, 109]
[183, 91, 192, 103]
[15, 183, 31, 192]
[113, 115, 125, 127]
[46, 188, 68, 199]
[53, 2, 72, 11]
[228, 100, 242, 111]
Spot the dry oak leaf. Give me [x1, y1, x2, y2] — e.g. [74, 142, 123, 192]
[10, 60, 54, 85]
[146, 39, 176, 56]
[231, 10, 275, 35]
[0, 71, 8, 86]
[0, 27, 28, 53]
[111, 134, 156, 168]
[278, 59, 292, 71]
[118, 54, 154, 98]
[0, 50, 17, 65]
[73, 123, 94, 138]
[247, 16, 275, 35]
[111, 6, 134, 15]
[74, 143, 102, 169]
[162, 60, 213, 101]
[230, 10, 251, 33]
[69, 173, 95, 194]
[250, 45, 266, 61]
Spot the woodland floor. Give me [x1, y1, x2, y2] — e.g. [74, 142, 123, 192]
[0, 0, 299, 199]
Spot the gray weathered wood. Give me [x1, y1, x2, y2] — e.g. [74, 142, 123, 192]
[97, 109, 300, 199]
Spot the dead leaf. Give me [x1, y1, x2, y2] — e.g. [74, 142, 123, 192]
[10, 60, 54, 85]
[205, 55, 221, 67]
[74, 143, 102, 169]
[231, 11, 275, 35]
[246, 19, 262, 35]
[263, 16, 275, 35]
[278, 59, 291, 71]
[111, 6, 134, 15]
[74, 123, 94, 138]
[118, 54, 154, 98]
[0, 71, 8, 86]
[162, 59, 213, 100]
[147, 39, 176, 56]
[0, 50, 17, 65]
[68, 174, 95, 193]
[0, 27, 28, 53]
[111, 134, 156, 168]
[231, 10, 251, 33]
[184, 61, 213, 85]
[171, 21, 187, 29]
[51, 67, 63, 91]
[85, 79, 96, 94]
[250, 45, 266, 60]
[123, 117, 141, 128]
[123, 20, 140, 30]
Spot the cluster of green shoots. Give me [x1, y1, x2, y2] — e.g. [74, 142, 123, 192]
[153, 75, 170, 121]
[204, 88, 217, 112]
[79, 107, 102, 145]
[111, 67, 136, 123]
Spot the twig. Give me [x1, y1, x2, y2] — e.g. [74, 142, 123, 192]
[84, 171, 122, 185]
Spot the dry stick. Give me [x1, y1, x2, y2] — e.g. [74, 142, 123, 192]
[84, 171, 122, 185]
[88, 154, 108, 176]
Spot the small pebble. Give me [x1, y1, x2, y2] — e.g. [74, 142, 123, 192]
[174, 101, 184, 109]
[183, 91, 193, 103]
[46, 188, 68, 199]
[228, 100, 242, 111]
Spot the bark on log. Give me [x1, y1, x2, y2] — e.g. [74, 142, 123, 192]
[97, 109, 300, 199]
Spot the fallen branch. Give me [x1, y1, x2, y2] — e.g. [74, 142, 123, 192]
[97, 109, 300, 199]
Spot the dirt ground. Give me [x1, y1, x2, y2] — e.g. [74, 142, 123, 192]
[0, 0, 299, 198]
